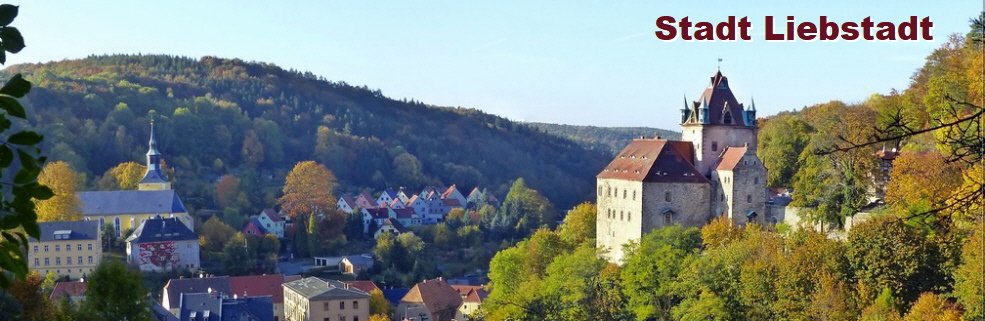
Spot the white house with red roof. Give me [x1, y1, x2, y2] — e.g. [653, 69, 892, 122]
[337, 195, 357, 214]
[257, 209, 285, 238]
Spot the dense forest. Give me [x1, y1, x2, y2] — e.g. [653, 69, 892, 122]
[525, 122, 679, 155]
[1, 55, 613, 213]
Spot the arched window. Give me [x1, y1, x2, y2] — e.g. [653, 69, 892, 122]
[632, 191, 636, 200]
[665, 191, 672, 202]
[623, 190, 627, 199]
[114, 217, 121, 236]
[723, 110, 733, 124]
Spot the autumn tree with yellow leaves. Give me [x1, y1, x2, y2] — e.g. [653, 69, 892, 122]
[97, 161, 146, 190]
[35, 161, 81, 222]
[278, 161, 338, 218]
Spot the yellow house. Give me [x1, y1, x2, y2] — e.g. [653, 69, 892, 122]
[28, 220, 102, 280]
[79, 121, 192, 236]
[283, 277, 370, 321]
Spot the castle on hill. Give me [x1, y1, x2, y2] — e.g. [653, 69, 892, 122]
[596, 70, 768, 263]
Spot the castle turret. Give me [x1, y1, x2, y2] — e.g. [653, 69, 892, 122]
[680, 70, 759, 176]
[744, 98, 758, 126]
[680, 95, 691, 124]
[138, 120, 171, 191]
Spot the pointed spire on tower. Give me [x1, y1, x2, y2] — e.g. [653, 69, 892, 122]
[147, 118, 160, 156]
[750, 97, 757, 111]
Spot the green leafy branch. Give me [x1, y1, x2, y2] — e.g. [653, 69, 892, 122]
[0, 4, 54, 289]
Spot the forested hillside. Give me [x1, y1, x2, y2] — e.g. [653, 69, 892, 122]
[3, 55, 610, 213]
[525, 122, 679, 155]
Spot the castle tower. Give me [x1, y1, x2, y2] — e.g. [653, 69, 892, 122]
[138, 120, 172, 191]
[680, 71, 758, 176]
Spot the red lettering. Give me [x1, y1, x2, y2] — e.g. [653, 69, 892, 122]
[764, 16, 784, 41]
[861, 17, 875, 40]
[738, 17, 752, 41]
[875, 22, 895, 40]
[716, 16, 736, 41]
[680, 16, 693, 41]
[841, 22, 859, 40]
[798, 22, 817, 40]
[920, 16, 933, 40]
[819, 16, 839, 41]
[654, 16, 677, 40]
[694, 22, 714, 40]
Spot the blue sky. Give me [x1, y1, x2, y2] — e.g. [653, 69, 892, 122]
[10, 1, 982, 129]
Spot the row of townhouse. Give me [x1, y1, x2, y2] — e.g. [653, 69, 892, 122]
[337, 185, 500, 236]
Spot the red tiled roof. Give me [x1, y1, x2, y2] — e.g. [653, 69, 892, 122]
[229, 274, 289, 304]
[467, 187, 481, 199]
[261, 208, 283, 222]
[345, 281, 381, 294]
[339, 195, 357, 207]
[716, 146, 747, 171]
[381, 218, 409, 233]
[402, 278, 464, 320]
[450, 285, 487, 303]
[365, 208, 390, 219]
[442, 185, 457, 198]
[442, 198, 462, 207]
[392, 208, 417, 219]
[50, 281, 87, 302]
[597, 139, 708, 183]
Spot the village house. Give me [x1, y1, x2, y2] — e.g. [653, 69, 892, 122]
[397, 278, 463, 321]
[163, 273, 301, 321]
[282, 277, 370, 321]
[126, 216, 200, 272]
[337, 195, 357, 214]
[373, 218, 410, 239]
[339, 255, 375, 275]
[28, 220, 101, 280]
[178, 292, 275, 321]
[256, 209, 286, 239]
[451, 285, 487, 321]
[50, 281, 88, 305]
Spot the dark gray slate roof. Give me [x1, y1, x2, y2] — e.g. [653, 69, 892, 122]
[165, 277, 232, 310]
[78, 190, 187, 215]
[126, 217, 197, 243]
[141, 169, 168, 184]
[149, 299, 179, 321]
[179, 293, 274, 321]
[32, 220, 99, 242]
[283, 277, 370, 300]
[383, 288, 411, 306]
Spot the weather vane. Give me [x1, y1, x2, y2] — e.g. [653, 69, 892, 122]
[718, 57, 723, 71]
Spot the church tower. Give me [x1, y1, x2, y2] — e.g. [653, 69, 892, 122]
[680, 71, 758, 176]
[138, 120, 172, 191]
